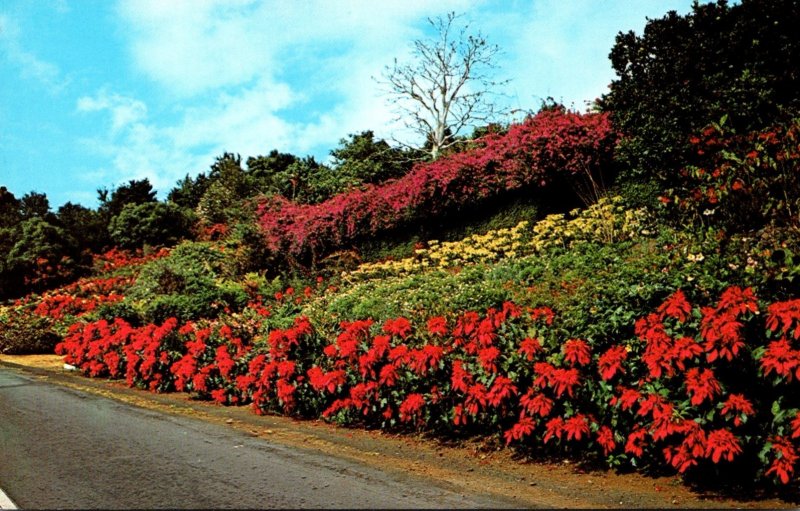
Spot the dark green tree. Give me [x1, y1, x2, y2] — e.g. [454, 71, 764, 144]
[0, 186, 21, 228]
[19, 191, 52, 221]
[599, 0, 800, 184]
[247, 150, 298, 184]
[108, 201, 194, 250]
[7, 217, 82, 292]
[98, 178, 158, 219]
[330, 131, 411, 185]
[168, 172, 212, 210]
[56, 202, 109, 253]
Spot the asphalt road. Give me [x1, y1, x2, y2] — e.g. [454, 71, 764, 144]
[0, 367, 516, 509]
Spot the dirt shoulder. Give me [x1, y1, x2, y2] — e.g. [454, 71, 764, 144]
[1, 353, 796, 509]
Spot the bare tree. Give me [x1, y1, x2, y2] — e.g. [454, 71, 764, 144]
[378, 12, 508, 160]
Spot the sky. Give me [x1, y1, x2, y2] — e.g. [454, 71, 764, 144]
[0, 0, 702, 209]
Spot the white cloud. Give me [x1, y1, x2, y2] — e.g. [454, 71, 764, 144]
[0, 14, 68, 93]
[77, 91, 148, 133]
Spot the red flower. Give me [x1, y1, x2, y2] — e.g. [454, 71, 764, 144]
[563, 339, 591, 367]
[532, 362, 555, 389]
[611, 387, 641, 411]
[464, 383, 488, 416]
[388, 344, 411, 366]
[597, 345, 627, 380]
[596, 426, 616, 455]
[425, 316, 447, 337]
[520, 390, 553, 418]
[637, 393, 665, 418]
[663, 420, 707, 473]
[383, 317, 412, 339]
[671, 337, 703, 371]
[720, 394, 754, 427]
[760, 339, 800, 381]
[487, 376, 517, 407]
[409, 345, 444, 375]
[504, 416, 536, 445]
[684, 367, 721, 406]
[478, 346, 501, 373]
[658, 290, 692, 323]
[705, 428, 742, 463]
[528, 306, 555, 325]
[475, 318, 497, 347]
[701, 286, 757, 363]
[399, 393, 425, 422]
[625, 427, 648, 457]
[518, 337, 543, 361]
[767, 299, 800, 340]
[766, 436, 799, 484]
[211, 388, 228, 404]
[543, 417, 564, 443]
[213, 345, 235, 379]
[792, 411, 800, 440]
[452, 404, 468, 426]
[550, 368, 580, 398]
[451, 360, 473, 393]
[563, 415, 590, 441]
[307, 367, 346, 393]
[650, 403, 679, 441]
[636, 313, 675, 379]
[379, 364, 398, 387]
[349, 382, 377, 410]
[322, 398, 352, 418]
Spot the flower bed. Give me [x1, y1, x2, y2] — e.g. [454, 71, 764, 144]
[55, 285, 800, 485]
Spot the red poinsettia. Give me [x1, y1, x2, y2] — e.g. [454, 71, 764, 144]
[563, 339, 591, 367]
[597, 345, 627, 380]
[684, 367, 721, 406]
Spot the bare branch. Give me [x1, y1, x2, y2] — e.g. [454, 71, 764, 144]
[375, 11, 509, 159]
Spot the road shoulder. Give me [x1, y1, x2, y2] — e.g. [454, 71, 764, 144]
[1, 355, 795, 509]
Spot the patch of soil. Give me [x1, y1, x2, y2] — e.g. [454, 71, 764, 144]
[1, 354, 796, 509]
[0, 353, 64, 371]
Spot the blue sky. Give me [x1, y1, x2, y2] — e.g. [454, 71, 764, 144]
[0, 0, 701, 209]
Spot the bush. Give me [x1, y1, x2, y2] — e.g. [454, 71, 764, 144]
[257, 108, 616, 264]
[0, 311, 60, 354]
[126, 241, 247, 322]
[663, 117, 800, 233]
[53, 286, 800, 486]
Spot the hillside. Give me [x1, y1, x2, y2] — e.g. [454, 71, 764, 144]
[2, 0, 800, 497]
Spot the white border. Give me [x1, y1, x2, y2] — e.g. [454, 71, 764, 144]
[0, 488, 17, 510]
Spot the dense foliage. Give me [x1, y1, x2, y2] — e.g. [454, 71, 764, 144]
[257, 108, 615, 264]
[600, 0, 800, 184]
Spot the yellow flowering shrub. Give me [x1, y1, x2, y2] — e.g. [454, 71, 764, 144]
[531, 196, 649, 252]
[347, 196, 650, 281]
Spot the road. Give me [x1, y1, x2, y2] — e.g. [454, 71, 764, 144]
[0, 367, 516, 509]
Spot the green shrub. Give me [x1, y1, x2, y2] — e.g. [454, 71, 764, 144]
[0, 311, 60, 354]
[126, 241, 246, 322]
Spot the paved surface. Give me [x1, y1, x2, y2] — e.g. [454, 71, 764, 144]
[0, 367, 517, 509]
